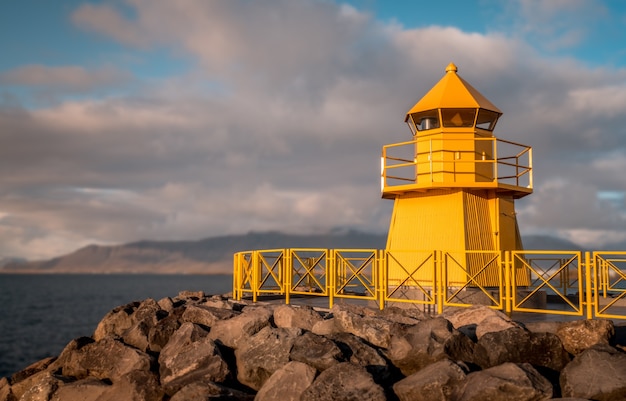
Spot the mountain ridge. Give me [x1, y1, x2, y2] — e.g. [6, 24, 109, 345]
[0, 231, 591, 274]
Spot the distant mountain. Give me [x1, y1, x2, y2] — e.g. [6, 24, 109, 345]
[1, 231, 594, 275]
[0, 231, 387, 274]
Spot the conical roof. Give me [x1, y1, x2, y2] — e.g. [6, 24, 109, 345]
[406, 63, 502, 116]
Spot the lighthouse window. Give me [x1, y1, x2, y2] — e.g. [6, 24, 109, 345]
[408, 109, 440, 133]
[441, 108, 476, 127]
[476, 109, 500, 131]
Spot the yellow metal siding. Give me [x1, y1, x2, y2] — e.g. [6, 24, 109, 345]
[386, 190, 467, 284]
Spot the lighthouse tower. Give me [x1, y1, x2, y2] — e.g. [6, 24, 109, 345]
[382, 63, 533, 286]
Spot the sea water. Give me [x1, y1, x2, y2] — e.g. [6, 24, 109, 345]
[0, 274, 232, 378]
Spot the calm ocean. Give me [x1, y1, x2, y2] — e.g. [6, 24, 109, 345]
[0, 274, 232, 378]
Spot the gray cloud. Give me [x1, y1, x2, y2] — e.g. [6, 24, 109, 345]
[1, 0, 626, 258]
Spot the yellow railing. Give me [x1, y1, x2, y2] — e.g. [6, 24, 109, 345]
[381, 137, 532, 193]
[233, 249, 626, 319]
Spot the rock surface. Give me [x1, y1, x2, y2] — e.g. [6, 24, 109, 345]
[2, 293, 626, 401]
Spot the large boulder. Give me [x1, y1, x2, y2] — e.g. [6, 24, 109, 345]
[560, 344, 626, 400]
[289, 331, 343, 371]
[181, 304, 238, 328]
[300, 362, 387, 401]
[254, 361, 316, 401]
[331, 304, 396, 348]
[474, 327, 570, 371]
[208, 305, 273, 349]
[328, 332, 393, 381]
[55, 337, 153, 382]
[273, 304, 323, 330]
[53, 370, 163, 401]
[444, 305, 521, 341]
[384, 317, 474, 376]
[456, 362, 553, 401]
[10, 371, 66, 401]
[92, 302, 139, 341]
[50, 377, 110, 401]
[234, 326, 301, 391]
[158, 322, 231, 396]
[393, 359, 467, 401]
[556, 319, 615, 355]
[147, 314, 181, 352]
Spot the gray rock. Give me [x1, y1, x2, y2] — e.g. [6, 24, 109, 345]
[147, 314, 181, 352]
[57, 337, 152, 381]
[105, 370, 163, 401]
[385, 317, 474, 376]
[331, 304, 395, 348]
[181, 304, 239, 327]
[169, 381, 254, 401]
[50, 377, 110, 401]
[0, 377, 13, 401]
[121, 320, 152, 351]
[328, 332, 392, 381]
[393, 359, 467, 401]
[311, 317, 337, 336]
[9, 357, 56, 386]
[157, 296, 175, 312]
[208, 306, 273, 349]
[300, 362, 386, 401]
[235, 326, 301, 391]
[93, 302, 138, 341]
[444, 305, 521, 340]
[273, 304, 323, 330]
[159, 322, 231, 396]
[131, 298, 164, 326]
[254, 361, 316, 401]
[10, 371, 64, 401]
[556, 319, 615, 355]
[290, 331, 343, 371]
[456, 362, 553, 401]
[560, 344, 626, 400]
[474, 327, 570, 371]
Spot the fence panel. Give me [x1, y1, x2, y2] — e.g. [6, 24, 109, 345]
[383, 250, 437, 309]
[331, 249, 380, 307]
[288, 249, 329, 296]
[442, 250, 504, 309]
[594, 252, 626, 319]
[511, 251, 584, 316]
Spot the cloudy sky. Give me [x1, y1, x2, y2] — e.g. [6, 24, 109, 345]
[1, 0, 626, 260]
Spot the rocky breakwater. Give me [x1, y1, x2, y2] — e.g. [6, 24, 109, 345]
[2, 292, 626, 401]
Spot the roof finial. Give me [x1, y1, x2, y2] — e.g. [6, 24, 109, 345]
[445, 62, 458, 73]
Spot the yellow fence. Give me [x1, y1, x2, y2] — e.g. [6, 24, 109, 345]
[233, 249, 626, 319]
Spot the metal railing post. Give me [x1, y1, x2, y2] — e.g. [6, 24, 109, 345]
[233, 253, 239, 300]
[328, 250, 335, 309]
[436, 250, 444, 315]
[252, 251, 259, 303]
[585, 251, 593, 319]
[504, 251, 512, 315]
[285, 249, 291, 305]
[378, 250, 385, 310]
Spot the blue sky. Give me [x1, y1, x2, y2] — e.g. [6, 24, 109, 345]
[1, 0, 626, 259]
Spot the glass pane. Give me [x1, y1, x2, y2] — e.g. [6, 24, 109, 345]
[441, 108, 476, 127]
[408, 109, 440, 132]
[476, 109, 500, 131]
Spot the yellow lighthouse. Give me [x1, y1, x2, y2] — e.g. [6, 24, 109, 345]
[382, 63, 533, 287]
